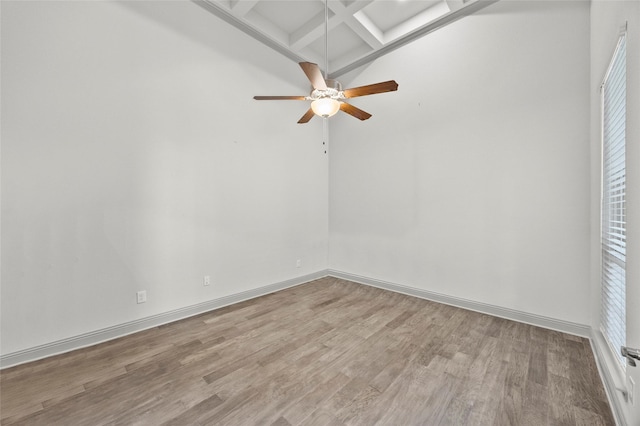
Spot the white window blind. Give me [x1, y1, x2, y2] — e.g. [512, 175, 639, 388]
[601, 33, 626, 367]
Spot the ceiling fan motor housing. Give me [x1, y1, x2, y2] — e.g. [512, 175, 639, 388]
[310, 79, 343, 101]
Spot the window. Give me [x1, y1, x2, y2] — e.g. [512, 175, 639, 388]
[601, 32, 626, 367]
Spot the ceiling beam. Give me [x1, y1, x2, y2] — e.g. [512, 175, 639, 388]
[445, 0, 466, 12]
[345, 12, 383, 49]
[289, 0, 376, 51]
[194, 0, 308, 64]
[329, 0, 499, 78]
[383, 1, 450, 43]
[289, 11, 341, 51]
[195, 0, 500, 81]
[332, 0, 383, 50]
[230, 0, 260, 17]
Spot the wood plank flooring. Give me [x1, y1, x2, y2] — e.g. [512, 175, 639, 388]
[0, 277, 614, 425]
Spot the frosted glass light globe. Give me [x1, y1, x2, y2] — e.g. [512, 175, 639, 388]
[311, 98, 340, 118]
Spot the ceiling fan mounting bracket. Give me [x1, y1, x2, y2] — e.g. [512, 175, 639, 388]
[324, 79, 343, 92]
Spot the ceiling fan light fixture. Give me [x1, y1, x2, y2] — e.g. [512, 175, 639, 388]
[311, 98, 340, 118]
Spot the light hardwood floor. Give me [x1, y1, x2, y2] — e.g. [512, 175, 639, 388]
[0, 277, 614, 425]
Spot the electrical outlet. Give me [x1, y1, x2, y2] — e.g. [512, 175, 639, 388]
[629, 376, 635, 405]
[296, 259, 301, 268]
[204, 275, 211, 286]
[136, 290, 147, 304]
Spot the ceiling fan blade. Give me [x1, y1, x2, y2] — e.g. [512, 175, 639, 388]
[253, 96, 307, 100]
[299, 62, 328, 91]
[297, 108, 315, 124]
[343, 80, 399, 98]
[340, 102, 372, 121]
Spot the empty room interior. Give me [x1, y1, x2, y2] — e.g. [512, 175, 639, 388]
[1, 0, 639, 425]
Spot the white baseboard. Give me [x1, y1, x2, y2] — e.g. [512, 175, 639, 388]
[0, 270, 328, 369]
[327, 269, 591, 338]
[590, 330, 627, 426]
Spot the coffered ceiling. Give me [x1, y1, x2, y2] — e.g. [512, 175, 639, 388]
[195, 0, 497, 78]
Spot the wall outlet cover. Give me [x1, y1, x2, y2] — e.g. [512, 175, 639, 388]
[136, 290, 147, 304]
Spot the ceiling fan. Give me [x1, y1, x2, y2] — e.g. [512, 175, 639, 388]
[253, 0, 398, 124]
[254, 62, 398, 124]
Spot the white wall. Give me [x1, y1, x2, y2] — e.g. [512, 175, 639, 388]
[3, 8, 634, 415]
[329, 1, 591, 324]
[590, 1, 640, 424]
[0, 1, 328, 356]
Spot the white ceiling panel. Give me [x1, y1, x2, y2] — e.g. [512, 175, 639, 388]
[360, 0, 442, 33]
[307, 22, 367, 64]
[250, 1, 325, 35]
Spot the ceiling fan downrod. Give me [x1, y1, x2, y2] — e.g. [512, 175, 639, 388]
[324, 0, 329, 80]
